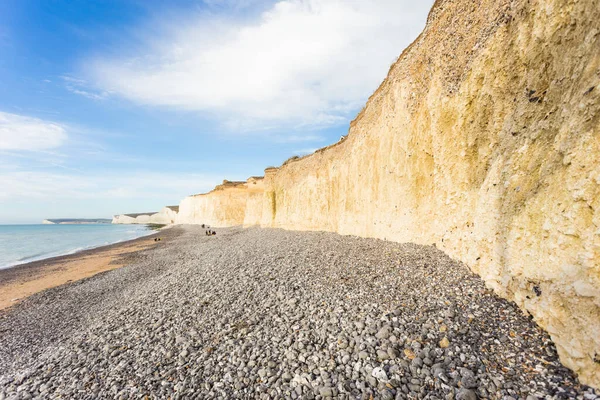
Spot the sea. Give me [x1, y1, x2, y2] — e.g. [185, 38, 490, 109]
[0, 224, 153, 270]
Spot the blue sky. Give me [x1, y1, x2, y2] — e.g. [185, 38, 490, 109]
[0, 0, 433, 224]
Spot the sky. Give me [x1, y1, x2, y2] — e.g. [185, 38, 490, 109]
[0, 0, 434, 224]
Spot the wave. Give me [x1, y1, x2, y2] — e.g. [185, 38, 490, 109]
[17, 251, 52, 262]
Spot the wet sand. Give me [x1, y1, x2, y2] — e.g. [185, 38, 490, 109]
[0, 227, 174, 310]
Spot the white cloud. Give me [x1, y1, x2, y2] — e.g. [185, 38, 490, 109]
[0, 169, 218, 202]
[62, 76, 108, 100]
[88, 0, 433, 131]
[201, 0, 267, 10]
[273, 134, 325, 143]
[0, 112, 68, 151]
[0, 168, 222, 222]
[293, 147, 318, 155]
[68, 88, 108, 100]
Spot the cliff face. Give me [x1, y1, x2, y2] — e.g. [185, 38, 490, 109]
[169, 0, 599, 386]
[112, 215, 138, 224]
[149, 207, 178, 224]
[243, 177, 266, 227]
[176, 181, 249, 227]
[112, 207, 179, 225]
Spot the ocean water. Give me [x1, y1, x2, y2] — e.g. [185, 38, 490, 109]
[0, 224, 153, 270]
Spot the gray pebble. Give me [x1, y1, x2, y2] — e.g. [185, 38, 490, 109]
[456, 388, 477, 400]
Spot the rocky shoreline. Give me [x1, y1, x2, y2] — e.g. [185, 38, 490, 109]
[0, 226, 597, 399]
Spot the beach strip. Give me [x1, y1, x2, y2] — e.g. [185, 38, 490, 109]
[0, 228, 170, 311]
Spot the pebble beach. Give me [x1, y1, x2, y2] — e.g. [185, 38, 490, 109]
[0, 226, 597, 399]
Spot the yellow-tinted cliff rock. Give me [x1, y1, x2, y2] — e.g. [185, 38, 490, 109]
[243, 177, 266, 227]
[176, 181, 249, 227]
[171, 0, 599, 386]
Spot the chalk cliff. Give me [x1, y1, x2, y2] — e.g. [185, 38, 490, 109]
[243, 177, 266, 227]
[43, 219, 112, 224]
[112, 206, 179, 225]
[176, 181, 249, 227]
[127, 0, 600, 386]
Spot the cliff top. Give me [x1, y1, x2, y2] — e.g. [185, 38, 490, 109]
[123, 212, 156, 218]
[213, 180, 247, 191]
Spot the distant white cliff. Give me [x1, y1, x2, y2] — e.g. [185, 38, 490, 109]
[42, 219, 112, 224]
[112, 206, 179, 225]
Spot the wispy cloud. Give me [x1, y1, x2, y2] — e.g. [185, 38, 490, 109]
[0, 168, 221, 222]
[293, 147, 318, 155]
[273, 134, 325, 143]
[201, 0, 269, 11]
[0, 169, 218, 202]
[0, 111, 67, 151]
[62, 75, 108, 100]
[86, 0, 433, 131]
[68, 87, 107, 100]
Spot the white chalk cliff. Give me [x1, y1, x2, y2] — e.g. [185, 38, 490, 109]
[112, 206, 179, 225]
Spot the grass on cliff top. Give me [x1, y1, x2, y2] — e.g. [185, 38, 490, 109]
[146, 224, 166, 231]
